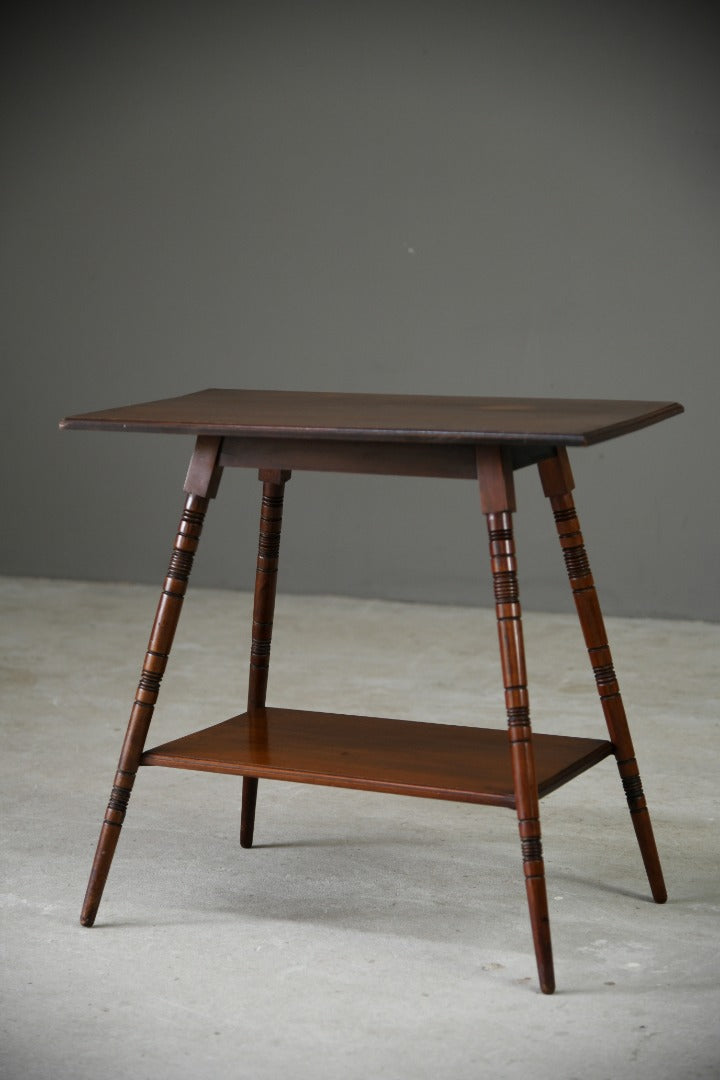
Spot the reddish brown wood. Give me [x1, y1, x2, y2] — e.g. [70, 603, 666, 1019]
[476, 446, 516, 513]
[142, 708, 613, 805]
[183, 435, 224, 497]
[60, 389, 683, 447]
[79, 440, 221, 927]
[240, 469, 291, 848]
[538, 449, 667, 904]
[64, 392, 682, 992]
[480, 450, 555, 993]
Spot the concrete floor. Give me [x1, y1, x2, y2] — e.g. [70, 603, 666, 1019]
[1, 576, 718, 1080]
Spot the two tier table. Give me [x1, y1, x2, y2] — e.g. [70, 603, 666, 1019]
[60, 389, 683, 993]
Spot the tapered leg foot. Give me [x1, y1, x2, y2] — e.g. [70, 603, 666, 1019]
[80, 439, 222, 925]
[487, 510, 555, 994]
[81, 790, 129, 926]
[241, 469, 291, 848]
[526, 876, 555, 994]
[479, 448, 555, 994]
[539, 449, 667, 904]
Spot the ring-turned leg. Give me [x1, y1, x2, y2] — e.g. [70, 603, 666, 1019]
[240, 469, 291, 849]
[538, 448, 667, 904]
[478, 448, 555, 994]
[80, 437, 223, 926]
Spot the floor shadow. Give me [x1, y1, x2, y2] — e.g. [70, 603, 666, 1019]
[250, 835, 431, 850]
[549, 869, 655, 903]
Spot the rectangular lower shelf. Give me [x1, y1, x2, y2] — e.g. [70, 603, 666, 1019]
[140, 707, 614, 808]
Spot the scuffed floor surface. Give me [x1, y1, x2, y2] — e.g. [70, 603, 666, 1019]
[1, 577, 718, 1080]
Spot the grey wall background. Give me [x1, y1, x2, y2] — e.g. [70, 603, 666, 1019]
[2, 2, 718, 620]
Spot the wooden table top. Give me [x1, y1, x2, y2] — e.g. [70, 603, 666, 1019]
[60, 389, 683, 446]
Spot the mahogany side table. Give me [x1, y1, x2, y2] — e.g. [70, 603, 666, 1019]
[60, 389, 683, 994]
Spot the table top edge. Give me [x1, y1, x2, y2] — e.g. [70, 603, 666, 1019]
[59, 391, 684, 447]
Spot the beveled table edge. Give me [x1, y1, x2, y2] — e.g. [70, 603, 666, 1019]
[59, 389, 684, 448]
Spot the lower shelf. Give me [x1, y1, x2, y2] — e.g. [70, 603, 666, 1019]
[140, 707, 614, 808]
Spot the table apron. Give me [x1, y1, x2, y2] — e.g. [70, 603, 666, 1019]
[218, 436, 556, 478]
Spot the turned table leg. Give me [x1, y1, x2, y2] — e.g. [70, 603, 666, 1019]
[478, 448, 555, 994]
[538, 448, 667, 904]
[240, 469, 291, 849]
[80, 437, 223, 926]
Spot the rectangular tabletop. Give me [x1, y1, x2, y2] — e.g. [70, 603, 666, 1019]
[60, 389, 683, 447]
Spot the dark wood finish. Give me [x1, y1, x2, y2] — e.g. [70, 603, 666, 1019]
[241, 469, 291, 848]
[80, 437, 222, 925]
[183, 435, 224, 498]
[538, 449, 667, 904]
[60, 388, 683, 447]
[476, 446, 516, 513]
[141, 708, 613, 806]
[220, 435, 482, 479]
[64, 391, 681, 994]
[480, 448, 554, 993]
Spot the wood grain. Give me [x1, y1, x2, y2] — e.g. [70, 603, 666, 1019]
[60, 388, 683, 447]
[141, 708, 613, 808]
[68, 392, 680, 992]
[538, 449, 667, 904]
[80, 485, 215, 926]
[241, 470, 291, 848]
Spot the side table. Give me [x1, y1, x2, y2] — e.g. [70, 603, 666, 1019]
[60, 389, 683, 993]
